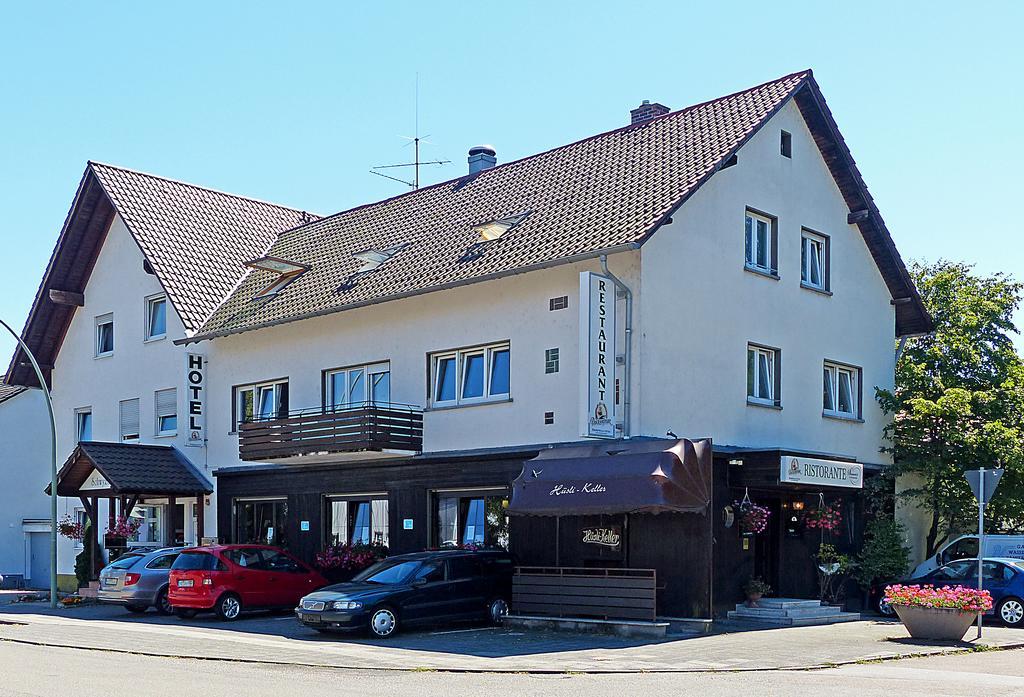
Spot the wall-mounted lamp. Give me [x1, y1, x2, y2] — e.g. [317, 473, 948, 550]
[792, 500, 805, 511]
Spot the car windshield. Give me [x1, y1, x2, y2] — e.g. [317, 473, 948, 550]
[352, 560, 423, 585]
[171, 552, 220, 571]
[108, 555, 143, 570]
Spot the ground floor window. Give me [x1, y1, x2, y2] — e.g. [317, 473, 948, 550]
[327, 496, 389, 547]
[433, 490, 509, 549]
[131, 504, 163, 545]
[235, 499, 288, 548]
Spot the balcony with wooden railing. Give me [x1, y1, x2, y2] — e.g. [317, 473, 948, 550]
[238, 402, 423, 462]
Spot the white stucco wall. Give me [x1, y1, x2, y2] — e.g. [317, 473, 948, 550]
[49, 214, 211, 574]
[637, 99, 896, 465]
[0, 388, 51, 584]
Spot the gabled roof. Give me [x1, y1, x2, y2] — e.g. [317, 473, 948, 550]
[52, 442, 212, 497]
[189, 70, 930, 341]
[0, 383, 27, 406]
[6, 163, 316, 387]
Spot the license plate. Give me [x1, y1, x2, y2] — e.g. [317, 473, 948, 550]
[103, 578, 117, 586]
[299, 612, 321, 623]
[177, 579, 194, 588]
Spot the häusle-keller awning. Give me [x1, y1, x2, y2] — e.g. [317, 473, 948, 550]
[508, 438, 712, 517]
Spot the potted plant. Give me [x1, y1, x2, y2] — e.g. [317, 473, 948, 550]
[734, 500, 771, 535]
[104, 516, 142, 554]
[815, 543, 855, 606]
[314, 542, 388, 583]
[884, 584, 993, 641]
[743, 576, 772, 607]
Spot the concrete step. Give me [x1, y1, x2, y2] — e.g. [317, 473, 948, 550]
[751, 597, 830, 609]
[725, 610, 862, 627]
[731, 604, 844, 619]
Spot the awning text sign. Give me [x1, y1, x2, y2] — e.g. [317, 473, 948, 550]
[79, 468, 111, 492]
[579, 271, 616, 439]
[780, 456, 863, 489]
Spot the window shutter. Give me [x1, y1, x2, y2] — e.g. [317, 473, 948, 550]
[155, 388, 176, 417]
[119, 398, 140, 440]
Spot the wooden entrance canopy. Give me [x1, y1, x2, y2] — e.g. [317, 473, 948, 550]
[49, 442, 212, 582]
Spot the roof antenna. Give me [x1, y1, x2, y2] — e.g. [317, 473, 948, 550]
[370, 73, 451, 190]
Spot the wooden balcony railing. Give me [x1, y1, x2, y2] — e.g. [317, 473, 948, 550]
[238, 402, 423, 461]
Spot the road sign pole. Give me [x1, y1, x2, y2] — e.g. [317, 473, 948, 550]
[977, 468, 985, 640]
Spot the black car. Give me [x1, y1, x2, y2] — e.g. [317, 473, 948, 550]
[295, 549, 515, 638]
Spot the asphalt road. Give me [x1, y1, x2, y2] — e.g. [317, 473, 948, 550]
[2, 641, 1023, 697]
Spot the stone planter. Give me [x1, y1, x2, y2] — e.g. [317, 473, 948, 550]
[893, 605, 978, 641]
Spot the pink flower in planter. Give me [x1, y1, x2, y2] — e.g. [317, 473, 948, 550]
[884, 584, 993, 613]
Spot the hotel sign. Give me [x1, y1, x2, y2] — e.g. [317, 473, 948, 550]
[780, 456, 863, 489]
[579, 271, 616, 439]
[185, 353, 206, 447]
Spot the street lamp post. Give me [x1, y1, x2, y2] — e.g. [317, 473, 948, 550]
[0, 319, 58, 608]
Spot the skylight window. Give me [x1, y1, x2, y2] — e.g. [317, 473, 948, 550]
[244, 256, 309, 275]
[473, 212, 530, 244]
[352, 244, 408, 273]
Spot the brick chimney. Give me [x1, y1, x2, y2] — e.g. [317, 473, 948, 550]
[630, 100, 670, 125]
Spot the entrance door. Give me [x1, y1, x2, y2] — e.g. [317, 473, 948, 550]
[753, 498, 781, 593]
[28, 533, 50, 590]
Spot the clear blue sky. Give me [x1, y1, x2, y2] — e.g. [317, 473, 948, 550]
[1, 2, 1021, 363]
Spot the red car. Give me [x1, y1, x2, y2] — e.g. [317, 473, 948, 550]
[168, 545, 327, 621]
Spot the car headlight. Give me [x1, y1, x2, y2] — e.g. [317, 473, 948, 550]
[331, 600, 363, 610]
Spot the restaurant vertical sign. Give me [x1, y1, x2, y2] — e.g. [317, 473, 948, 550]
[579, 271, 616, 438]
[185, 353, 206, 447]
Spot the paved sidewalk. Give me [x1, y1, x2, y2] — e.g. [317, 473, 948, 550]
[1, 602, 1021, 673]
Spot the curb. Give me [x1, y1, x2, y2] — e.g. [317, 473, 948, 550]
[1, 633, 1022, 675]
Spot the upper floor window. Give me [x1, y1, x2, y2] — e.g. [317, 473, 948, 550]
[747, 344, 780, 407]
[119, 398, 140, 441]
[145, 295, 167, 341]
[780, 130, 792, 158]
[823, 361, 860, 419]
[801, 229, 830, 292]
[155, 388, 177, 436]
[744, 210, 777, 276]
[95, 314, 114, 357]
[76, 407, 92, 442]
[325, 362, 390, 409]
[233, 379, 288, 430]
[431, 342, 510, 407]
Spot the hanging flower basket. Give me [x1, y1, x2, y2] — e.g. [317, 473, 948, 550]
[57, 515, 85, 542]
[805, 501, 843, 533]
[734, 500, 771, 535]
[884, 584, 992, 641]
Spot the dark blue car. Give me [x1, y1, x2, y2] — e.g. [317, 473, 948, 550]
[294, 549, 515, 638]
[914, 557, 1024, 627]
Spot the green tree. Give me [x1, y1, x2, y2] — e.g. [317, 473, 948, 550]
[877, 261, 1024, 556]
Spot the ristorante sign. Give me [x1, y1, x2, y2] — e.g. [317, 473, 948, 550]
[780, 456, 863, 489]
[579, 271, 616, 439]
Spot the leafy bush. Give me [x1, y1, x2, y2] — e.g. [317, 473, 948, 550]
[855, 516, 911, 589]
[73, 520, 93, 588]
[744, 576, 772, 597]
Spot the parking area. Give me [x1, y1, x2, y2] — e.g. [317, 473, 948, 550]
[2, 599, 1024, 673]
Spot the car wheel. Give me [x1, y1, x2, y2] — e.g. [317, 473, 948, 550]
[215, 593, 243, 621]
[368, 607, 398, 638]
[487, 598, 509, 625]
[175, 608, 198, 619]
[998, 597, 1024, 627]
[877, 596, 897, 617]
[155, 588, 174, 616]
[125, 604, 148, 614]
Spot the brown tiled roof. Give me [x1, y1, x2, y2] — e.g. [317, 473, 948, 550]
[90, 163, 318, 331]
[54, 442, 212, 496]
[192, 70, 930, 340]
[6, 164, 315, 387]
[194, 72, 810, 338]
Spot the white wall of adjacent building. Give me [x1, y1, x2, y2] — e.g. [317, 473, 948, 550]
[48, 214, 211, 576]
[0, 388, 52, 587]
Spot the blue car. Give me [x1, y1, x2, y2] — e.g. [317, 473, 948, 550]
[914, 557, 1024, 627]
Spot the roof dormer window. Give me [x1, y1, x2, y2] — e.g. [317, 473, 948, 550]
[245, 256, 309, 300]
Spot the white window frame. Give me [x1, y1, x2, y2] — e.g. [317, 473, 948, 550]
[823, 361, 860, 419]
[233, 379, 288, 430]
[154, 388, 177, 437]
[95, 313, 114, 358]
[747, 344, 779, 407]
[744, 210, 775, 275]
[325, 362, 390, 410]
[801, 229, 828, 291]
[75, 407, 93, 442]
[430, 342, 511, 407]
[144, 294, 168, 342]
[119, 398, 140, 442]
